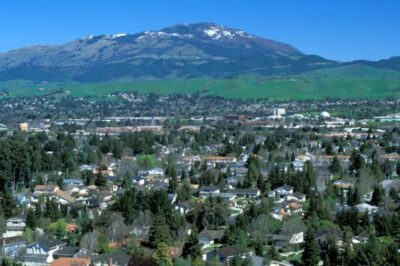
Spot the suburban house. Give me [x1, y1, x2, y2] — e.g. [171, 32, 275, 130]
[0, 236, 27, 258]
[206, 246, 253, 264]
[92, 251, 131, 266]
[333, 180, 353, 190]
[198, 186, 220, 198]
[24, 239, 67, 266]
[268, 232, 304, 249]
[175, 201, 196, 215]
[63, 179, 84, 187]
[268, 185, 294, 199]
[355, 203, 378, 215]
[54, 190, 77, 205]
[4, 214, 26, 238]
[33, 185, 59, 196]
[50, 258, 89, 266]
[228, 188, 261, 198]
[148, 167, 164, 176]
[199, 229, 224, 248]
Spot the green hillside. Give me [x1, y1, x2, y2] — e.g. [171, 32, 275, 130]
[1, 67, 400, 100]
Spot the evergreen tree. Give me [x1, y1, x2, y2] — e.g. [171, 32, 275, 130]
[351, 187, 360, 206]
[1, 191, 17, 219]
[371, 185, 383, 206]
[94, 172, 107, 187]
[168, 175, 178, 194]
[26, 208, 37, 229]
[182, 229, 201, 260]
[302, 228, 320, 266]
[329, 156, 342, 175]
[153, 242, 173, 266]
[149, 212, 171, 248]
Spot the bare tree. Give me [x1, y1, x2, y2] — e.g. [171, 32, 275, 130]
[109, 212, 125, 243]
[132, 210, 153, 238]
[81, 230, 99, 255]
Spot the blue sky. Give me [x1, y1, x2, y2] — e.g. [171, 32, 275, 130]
[0, 0, 398, 61]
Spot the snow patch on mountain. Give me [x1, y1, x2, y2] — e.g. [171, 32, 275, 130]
[136, 31, 195, 40]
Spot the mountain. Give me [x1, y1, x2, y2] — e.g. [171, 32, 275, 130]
[348, 56, 400, 72]
[0, 22, 338, 82]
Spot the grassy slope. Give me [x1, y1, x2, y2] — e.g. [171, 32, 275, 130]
[0, 65, 400, 100]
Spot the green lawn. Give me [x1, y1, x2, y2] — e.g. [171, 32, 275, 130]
[1, 74, 400, 100]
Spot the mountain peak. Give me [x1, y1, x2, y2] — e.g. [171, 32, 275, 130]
[0, 22, 334, 82]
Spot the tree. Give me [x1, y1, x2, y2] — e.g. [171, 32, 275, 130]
[177, 180, 192, 202]
[329, 156, 342, 175]
[109, 212, 125, 243]
[168, 175, 178, 194]
[231, 256, 252, 266]
[81, 230, 99, 255]
[1, 191, 16, 218]
[350, 151, 364, 172]
[148, 213, 171, 248]
[302, 228, 320, 266]
[281, 215, 307, 236]
[322, 234, 339, 266]
[371, 185, 383, 206]
[389, 187, 399, 201]
[26, 209, 37, 230]
[397, 162, 400, 177]
[182, 229, 201, 260]
[153, 242, 173, 266]
[94, 172, 107, 187]
[0, 214, 5, 236]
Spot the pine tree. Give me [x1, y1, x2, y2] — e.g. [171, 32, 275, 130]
[149, 212, 171, 248]
[1, 191, 16, 218]
[168, 175, 178, 194]
[302, 228, 320, 266]
[153, 242, 173, 266]
[181, 169, 187, 180]
[329, 156, 342, 174]
[94, 172, 107, 187]
[182, 229, 201, 260]
[371, 185, 383, 206]
[26, 208, 37, 229]
[352, 187, 360, 206]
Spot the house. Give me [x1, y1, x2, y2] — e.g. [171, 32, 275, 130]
[51, 258, 89, 266]
[53, 246, 80, 259]
[92, 251, 130, 266]
[0, 236, 26, 257]
[267, 261, 293, 266]
[24, 239, 66, 266]
[148, 168, 164, 176]
[227, 176, 239, 187]
[206, 246, 252, 264]
[355, 203, 378, 215]
[198, 186, 220, 198]
[292, 160, 304, 171]
[63, 179, 84, 187]
[333, 180, 353, 190]
[267, 231, 304, 250]
[285, 192, 306, 202]
[268, 185, 294, 199]
[4, 214, 26, 237]
[202, 156, 237, 164]
[132, 176, 145, 186]
[55, 190, 77, 205]
[199, 230, 224, 248]
[175, 201, 196, 215]
[228, 188, 261, 198]
[251, 256, 265, 266]
[33, 185, 59, 196]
